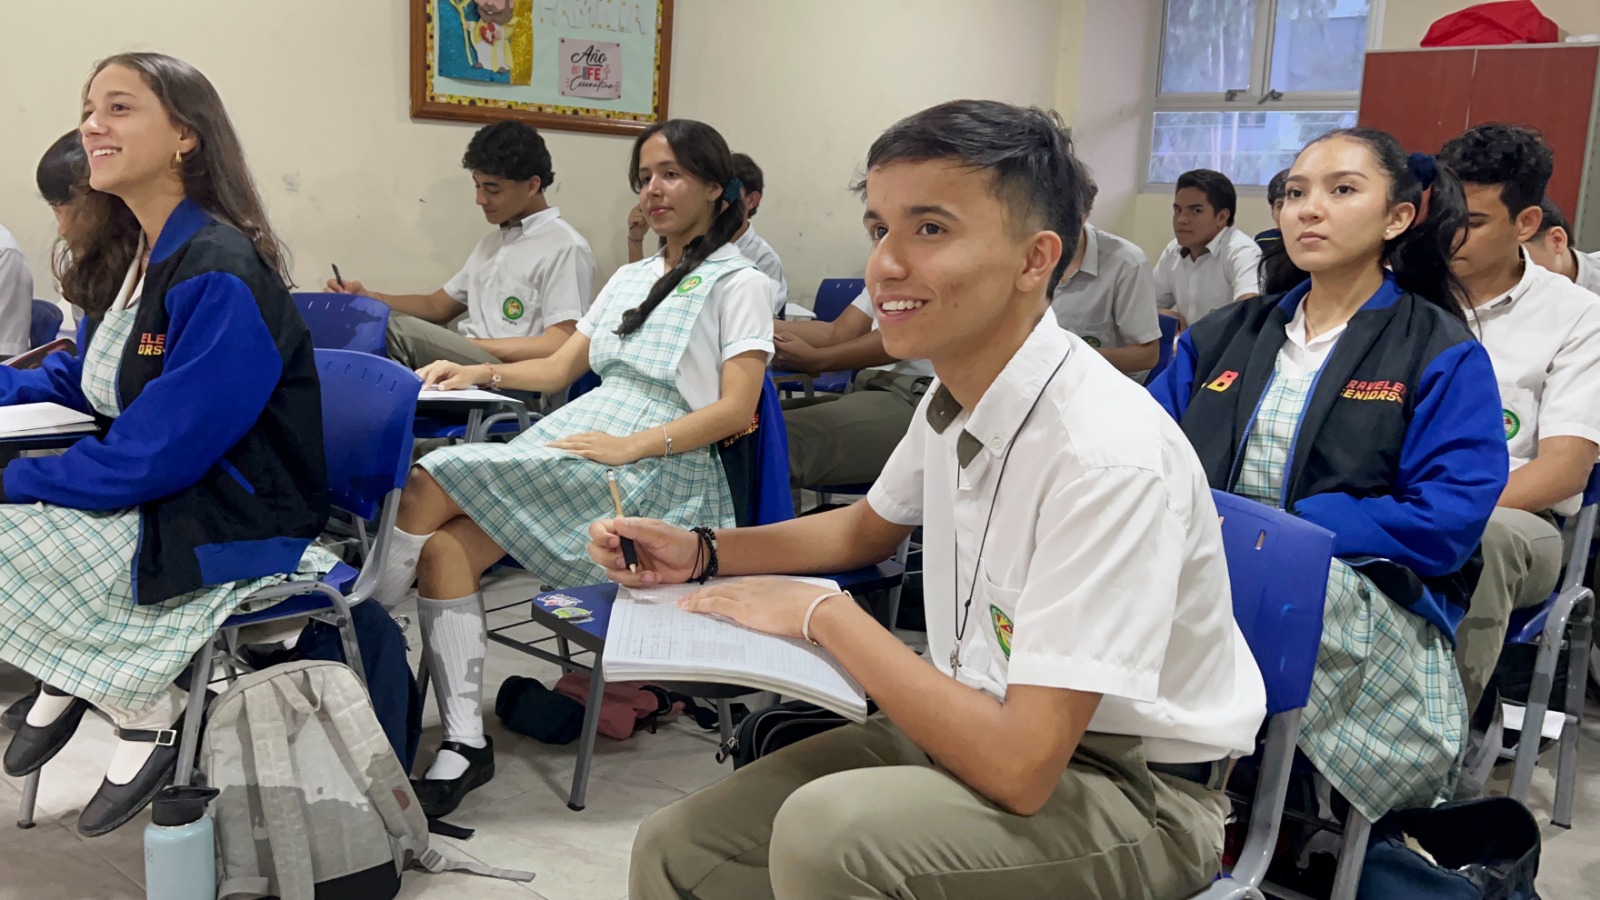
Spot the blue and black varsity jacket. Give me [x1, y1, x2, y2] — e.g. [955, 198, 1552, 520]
[1148, 274, 1509, 640]
[0, 198, 329, 606]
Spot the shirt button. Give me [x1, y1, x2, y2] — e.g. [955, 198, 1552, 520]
[990, 438, 1004, 451]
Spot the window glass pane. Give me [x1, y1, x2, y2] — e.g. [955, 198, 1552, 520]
[1147, 110, 1357, 186]
[1270, 0, 1371, 92]
[1160, 0, 1259, 94]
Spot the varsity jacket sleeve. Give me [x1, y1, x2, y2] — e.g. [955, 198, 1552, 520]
[1293, 340, 1509, 576]
[1146, 329, 1201, 421]
[1, 272, 284, 509]
[0, 316, 92, 412]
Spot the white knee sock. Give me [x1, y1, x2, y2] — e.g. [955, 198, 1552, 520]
[375, 527, 434, 609]
[25, 685, 76, 728]
[418, 592, 488, 781]
[101, 685, 186, 785]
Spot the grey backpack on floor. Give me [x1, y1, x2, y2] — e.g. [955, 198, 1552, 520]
[202, 660, 532, 899]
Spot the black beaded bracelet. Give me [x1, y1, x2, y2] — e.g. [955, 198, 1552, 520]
[691, 526, 719, 583]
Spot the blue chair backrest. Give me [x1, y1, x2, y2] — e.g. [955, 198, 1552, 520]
[294, 293, 391, 356]
[1583, 463, 1600, 508]
[316, 349, 421, 521]
[1212, 489, 1334, 715]
[813, 278, 865, 322]
[29, 300, 63, 350]
[751, 376, 794, 525]
[1145, 314, 1179, 384]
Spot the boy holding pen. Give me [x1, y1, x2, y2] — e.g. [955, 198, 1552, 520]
[592, 100, 1265, 900]
[327, 122, 595, 370]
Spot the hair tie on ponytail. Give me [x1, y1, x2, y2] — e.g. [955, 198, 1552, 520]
[1406, 152, 1437, 225]
[722, 178, 743, 203]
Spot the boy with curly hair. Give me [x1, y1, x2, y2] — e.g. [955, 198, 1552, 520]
[330, 121, 596, 369]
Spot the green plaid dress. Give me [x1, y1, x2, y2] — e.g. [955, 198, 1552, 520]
[1233, 358, 1465, 822]
[0, 293, 338, 711]
[419, 255, 749, 589]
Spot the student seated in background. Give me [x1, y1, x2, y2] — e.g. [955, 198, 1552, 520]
[1439, 124, 1600, 715]
[605, 98, 1264, 900]
[774, 287, 933, 492]
[32, 131, 92, 331]
[0, 220, 33, 358]
[629, 152, 788, 317]
[731, 152, 788, 315]
[1523, 196, 1600, 295]
[1149, 128, 1507, 824]
[328, 121, 595, 369]
[0, 52, 337, 836]
[1050, 180, 1162, 378]
[1254, 167, 1290, 252]
[1153, 168, 1262, 328]
[367, 119, 773, 818]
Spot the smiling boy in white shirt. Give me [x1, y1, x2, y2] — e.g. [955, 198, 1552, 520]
[594, 100, 1265, 900]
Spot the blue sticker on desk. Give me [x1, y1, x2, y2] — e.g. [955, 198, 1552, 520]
[551, 606, 593, 622]
[541, 594, 582, 608]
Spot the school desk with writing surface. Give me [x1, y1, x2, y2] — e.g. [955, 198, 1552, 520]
[438, 563, 905, 812]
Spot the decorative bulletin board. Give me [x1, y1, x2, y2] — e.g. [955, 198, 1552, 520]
[410, 0, 674, 136]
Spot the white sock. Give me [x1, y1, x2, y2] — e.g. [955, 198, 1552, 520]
[418, 592, 488, 781]
[25, 687, 76, 728]
[101, 685, 185, 785]
[375, 527, 433, 610]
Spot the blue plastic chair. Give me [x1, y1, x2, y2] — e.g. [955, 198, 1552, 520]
[1198, 490, 1336, 900]
[1145, 313, 1180, 385]
[292, 292, 391, 356]
[1477, 464, 1600, 827]
[28, 300, 63, 350]
[17, 350, 423, 827]
[772, 277, 868, 398]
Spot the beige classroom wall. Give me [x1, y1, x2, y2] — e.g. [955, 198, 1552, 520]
[0, 0, 1071, 309]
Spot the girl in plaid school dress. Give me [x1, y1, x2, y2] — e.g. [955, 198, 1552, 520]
[374, 119, 776, 817]
[1149, 128, 1509, 825]
[0, 53, 335, 836]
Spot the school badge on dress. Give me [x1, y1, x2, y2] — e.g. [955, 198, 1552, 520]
[676, 276, 703, 294]
[502, 296, 525, 321]
[989, 606, 1013, 659]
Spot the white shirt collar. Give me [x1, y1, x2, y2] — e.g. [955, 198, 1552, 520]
[1479, 247, 1541, 313]
[925, 315, 1072, 468]
[1179, 225, 1235, 260]
[509, 206, 561, 238]
[1075, 224, 1102, 280]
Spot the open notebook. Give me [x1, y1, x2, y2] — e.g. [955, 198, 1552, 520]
[417, 388, 527, 405]
[601, 578, 869, 722]
[0, 402, 95, 438]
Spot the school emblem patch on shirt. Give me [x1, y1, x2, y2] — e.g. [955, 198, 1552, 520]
[1082, 335, 1101, 348]
[501, 296, 525, 321]
[989, 605, 1013, 659]
[676, 275, 703, 294]
[1504, 409, 1521, 440]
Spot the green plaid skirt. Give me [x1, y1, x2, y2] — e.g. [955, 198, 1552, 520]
[420, 255, 748, 589]
[1233, 361, 1464, 822]
[0, 297, 337, 710]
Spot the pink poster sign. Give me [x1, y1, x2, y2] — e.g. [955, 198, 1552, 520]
[559, 37, 623, 100]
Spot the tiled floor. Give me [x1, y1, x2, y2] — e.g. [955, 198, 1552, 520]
[0, 568, 1597, 899]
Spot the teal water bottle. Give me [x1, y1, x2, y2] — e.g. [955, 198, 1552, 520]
[144, 785, 219, 900]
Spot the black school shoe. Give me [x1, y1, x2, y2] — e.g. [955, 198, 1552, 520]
[1, 683, 40, 731]
[412, 736, 495, 819]
[78, 723, 184, 837]
[3, 695, 89, 777]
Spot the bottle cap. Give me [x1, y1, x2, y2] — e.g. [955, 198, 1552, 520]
[150, 785, 219, 827]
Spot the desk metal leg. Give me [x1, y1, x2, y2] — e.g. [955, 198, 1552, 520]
[569, 666, 606, 811]
[16, 770, 38, 829]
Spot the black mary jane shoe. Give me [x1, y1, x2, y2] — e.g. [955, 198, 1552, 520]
[78, 724, 183, 837]
[3, 694, 89, 777]
[1, 683, 40, 731]
[411, 736, 496, 820]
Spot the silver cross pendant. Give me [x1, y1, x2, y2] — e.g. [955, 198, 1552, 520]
[949, 647, 960, 672]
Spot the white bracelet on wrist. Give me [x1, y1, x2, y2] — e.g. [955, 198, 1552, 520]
[802, 591, 850, 645]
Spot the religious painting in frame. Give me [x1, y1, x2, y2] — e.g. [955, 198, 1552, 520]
[411, 0, 673, 136]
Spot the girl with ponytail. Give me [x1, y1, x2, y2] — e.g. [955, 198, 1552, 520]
[379, 119, 776, 815]
[1149, 127, 1507, 822]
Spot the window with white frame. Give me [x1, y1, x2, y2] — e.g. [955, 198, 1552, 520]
[1147, 0, 1380, 188]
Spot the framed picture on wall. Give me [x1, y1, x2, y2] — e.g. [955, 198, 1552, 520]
[410, 0, 674, 136]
